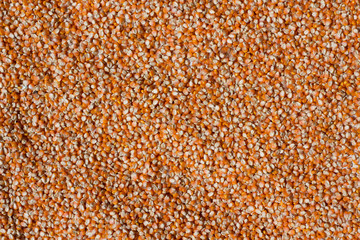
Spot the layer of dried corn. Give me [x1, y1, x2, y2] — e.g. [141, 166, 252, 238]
[1, 0, 360, 239]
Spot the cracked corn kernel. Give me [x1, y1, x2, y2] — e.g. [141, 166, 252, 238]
[1, 0, 360, 239]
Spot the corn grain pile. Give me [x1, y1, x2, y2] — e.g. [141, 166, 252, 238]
[1, 0, 360, 239]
